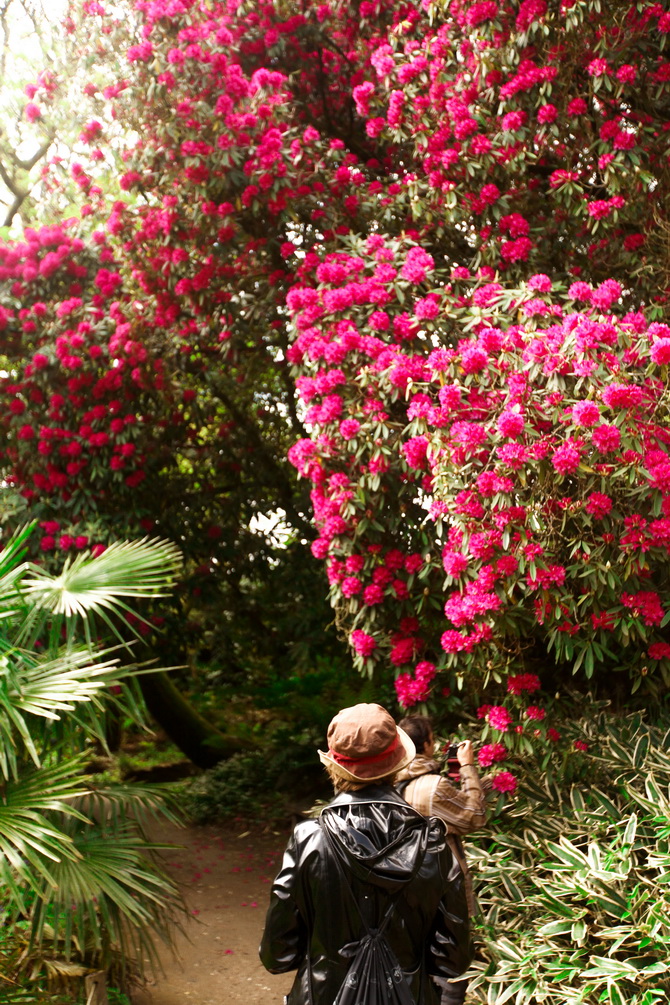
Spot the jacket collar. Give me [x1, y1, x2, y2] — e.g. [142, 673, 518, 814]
[327, 784, 420, 810]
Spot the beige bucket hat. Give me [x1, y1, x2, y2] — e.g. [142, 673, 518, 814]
[318, 703, 416, 782]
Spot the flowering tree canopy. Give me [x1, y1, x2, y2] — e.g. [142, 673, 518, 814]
[1, 0, 670, 777]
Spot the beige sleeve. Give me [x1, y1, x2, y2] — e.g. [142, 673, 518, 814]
[430, 765, 487, 835]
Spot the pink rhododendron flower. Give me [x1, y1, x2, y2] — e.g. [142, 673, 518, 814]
[414, 295, 440, 320]
[478, 743, 507, 767]
[487, 706, 512, 732]
[441, 629, 468, 653]
[537, 103, 557, 124]
[339, 419, 360, 440]
[525, 706, 546, 721]
[585, 492, 612, 518]
[601, 383, 644, 409]
[648, 642, 670, 659]
[390, 637, 417, 666]
[507, 673, 540, 695]
[497, 410, 525, 437]
[588, 58, 609, 76]
[501, 110, 527, 132]
[591, 279, 622, 310]
[461, 347, 489, 373]
[650, 338, 670, 365]
[617, 64, 637, 83]
[527, 274, 552, 292]
[622, 590, 664, 626]
[592, 423, 621, 452]
[572, 400, 600, 427]
[442, 550, 468, 576]
[402, 435, 429, 470]
[551, 441, 581, 476]
[363, 584, 385, 605]
[395, 659, 436, 707]
[350, 630, 376, 656]
[341, 576, 362, 597]
[568, 281, 592, 301]
[465, 0, 498, 26]
[491, 771, 517, 793]
[438, 384, 461, 408]
[311, 539, 329, 559]
[567, 97, 588, 115]
[400, 246, 435, 283]
[587, 200, 613, 220]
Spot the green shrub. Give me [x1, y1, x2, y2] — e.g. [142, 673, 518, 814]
[468, 709, 670, 1004]
[182, 741, 330, 825]
[184, 750, 285, 824]
[183, 670, 383, 824]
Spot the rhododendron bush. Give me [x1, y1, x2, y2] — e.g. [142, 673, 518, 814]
[0, 0, 670, 776]
[288, 241, 670, 714]
[356, 0, 670, 304]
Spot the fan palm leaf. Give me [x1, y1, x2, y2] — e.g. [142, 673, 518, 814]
[0, 648, 129, 779]
[0, 528, 186, 989]
[18, 537, 182, 650]
[0, 756, 89, 909]
[7, 651, 123, 717]
[76, 780, 186, 833]
[29, 824, 185, 974]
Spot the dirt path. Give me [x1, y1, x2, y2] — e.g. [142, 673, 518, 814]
[131, 821, 293, 1005]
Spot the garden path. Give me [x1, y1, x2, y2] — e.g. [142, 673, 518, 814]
[131, 821, 292, 1005]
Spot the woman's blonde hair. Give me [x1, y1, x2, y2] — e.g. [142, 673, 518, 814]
[323, 761, 398, 792]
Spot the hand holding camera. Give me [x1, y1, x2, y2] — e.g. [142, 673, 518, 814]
[446, 739, 475, 771]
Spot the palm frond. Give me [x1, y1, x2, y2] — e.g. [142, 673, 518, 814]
[29, 824, 185, 976]
[0, 532, 187, 981]
[0, 526, 40, 636]
[22, 537, 182, 612]
[0, 524, 34, 581]
[76, 780, 187, 834]
[0, 757, 91, 909]
[0, 650, 124, 776]
[16, 537, 182, 651]
[8, 651, 123, 718]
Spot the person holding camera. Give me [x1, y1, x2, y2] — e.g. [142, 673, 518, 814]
[396, 715, 487, 1005]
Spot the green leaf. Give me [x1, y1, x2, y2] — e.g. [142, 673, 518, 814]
[545, 837, 589, 870]
[607, 979, 628, 1005]
[18, 537, 182, 649]
[538, 919, 573, 937]
[571, 920, 587, 943]
[622, 813, 637, 846]
[570, 787, 586, 814]
[633, 734, 649, 767]
[582, 957, 639, 977]
[592, 789, 622, 820]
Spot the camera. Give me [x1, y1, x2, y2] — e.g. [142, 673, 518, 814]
[446, 742, 461, 772]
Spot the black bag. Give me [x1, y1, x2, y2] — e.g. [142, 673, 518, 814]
[320, 816, 417, 1005]
[333, 899, 416, 1005]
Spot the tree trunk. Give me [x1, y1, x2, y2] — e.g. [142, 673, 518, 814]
[139, 672, 249, 768]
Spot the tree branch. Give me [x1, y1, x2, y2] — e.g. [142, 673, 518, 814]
[15, 136, 53, 171]
[0, 152, 23, 196]
[3, 187, 28, 227]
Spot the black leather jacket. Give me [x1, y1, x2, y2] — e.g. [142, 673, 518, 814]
[259, 785, 472, 1005]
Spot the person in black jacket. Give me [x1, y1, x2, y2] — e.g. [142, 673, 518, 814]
[259, 702, 473, 1005]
